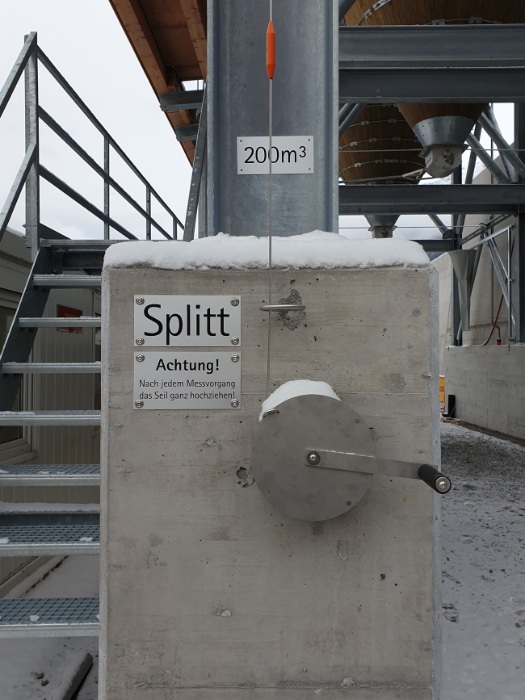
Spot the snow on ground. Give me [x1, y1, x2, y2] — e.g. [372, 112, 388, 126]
[0, 422, 524, 698]
[104, 231, 429, 270]
[0, 556, 99, 699]
[441, 422, 525, 700]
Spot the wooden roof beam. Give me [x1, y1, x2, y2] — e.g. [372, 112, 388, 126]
[178, 0, 208, 78]
[108, 0, 196, 161]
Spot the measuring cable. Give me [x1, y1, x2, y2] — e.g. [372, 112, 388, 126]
[266, 1, 275, 394]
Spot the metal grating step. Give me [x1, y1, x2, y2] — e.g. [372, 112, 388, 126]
[18, 316, 101, 328]
[0, 464, 100, 487]
[41, 239, 117, 248]
[2, 362, 101, 374]
[0, 597, 99, 638]
[0, 411, 101, 426]
[33, 275, 101, 288]
[0, 512, 99, 557]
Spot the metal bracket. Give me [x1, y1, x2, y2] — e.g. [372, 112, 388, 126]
[259, 303, 306, 312]
[305, 449, 451, 494]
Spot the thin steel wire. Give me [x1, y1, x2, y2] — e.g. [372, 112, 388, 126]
[265, 0, 274, 394]
[266, 71, 273, 395]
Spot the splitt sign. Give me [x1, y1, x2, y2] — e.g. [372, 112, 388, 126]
[134, 295, 241, 347]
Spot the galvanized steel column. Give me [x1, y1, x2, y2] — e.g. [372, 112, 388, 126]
[207, 0, 338, 237]
[513, 104, 525, 343]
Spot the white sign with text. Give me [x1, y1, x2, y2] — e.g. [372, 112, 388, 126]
[134, 352, 241, 410]
[134, 295, 241, 347]
[237, 136, 314, 175]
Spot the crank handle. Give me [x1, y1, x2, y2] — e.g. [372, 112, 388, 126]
[417, 464, 451, 494]
[305, 449, 452, 495]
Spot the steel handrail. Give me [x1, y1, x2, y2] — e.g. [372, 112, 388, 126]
[0, 34, 36, 119]
[0, 32, 183, 253]
[37, 47, 183, 235]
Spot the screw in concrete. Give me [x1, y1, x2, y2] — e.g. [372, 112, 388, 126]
[230, 297, 240, 307]
[135, 296, 145, 305]
[231, 354, 240, 363]
[135, 400, 144, 408]
[230, 337, 240, 346]
[231, 399, 240, 408]
[136, 338, 145, 346]
[136, 354, 145, 363]
[307, 451, 321, 465]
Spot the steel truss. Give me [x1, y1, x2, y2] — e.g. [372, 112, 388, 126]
[338, 23, 525, 344]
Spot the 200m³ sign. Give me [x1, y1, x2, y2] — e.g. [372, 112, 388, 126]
[237, 136, 314, 175]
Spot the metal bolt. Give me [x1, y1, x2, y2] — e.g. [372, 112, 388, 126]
[135, 296, 144, 305]
[307, 451, 321, 465]
[136, 354, 145, 363]
[231, 399, 240, 408]
[231, 354, 240, 363]
[230, 297, 240, 307]
[230, 337, 240, 346]
[136, 337, 145, 346]
[435, 476, 451, 494]
[135, 400, 144, 408]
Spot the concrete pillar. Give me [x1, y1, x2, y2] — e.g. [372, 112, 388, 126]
[100, 252, 441, 699]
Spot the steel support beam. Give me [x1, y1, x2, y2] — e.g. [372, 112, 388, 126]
[427, 214, 451, 240]
[159, 89, 204, 112]
[513, 104, 525, 343]
[480, 108, 525, 182]
[175, 124, 199, 142]
[24, 34, 40, 259]
[466, 134, 512, 185]
[339, 0, 357, 22]
[455, 122, 482, 239]
[184, 89, 207, 241]
[339, 103, 366, 137]
[339, 25, 525, 103]
[451, 168, 462, 346]
[339, 185, 525, 216]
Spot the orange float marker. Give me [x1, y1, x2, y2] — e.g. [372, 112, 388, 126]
[266, 21, 276, 79]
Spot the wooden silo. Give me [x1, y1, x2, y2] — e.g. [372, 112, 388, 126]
[342, 1, 525, 176]
[339, 104, 425, 236]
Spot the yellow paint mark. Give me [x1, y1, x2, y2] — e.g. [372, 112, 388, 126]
[402, 498, 407, 503]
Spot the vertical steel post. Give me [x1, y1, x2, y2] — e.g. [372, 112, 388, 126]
[452, 165, 462, 345]
[145, 186, 152, 240]
[207, 0, 338, 237]
[513, 103, 525, 343]
[184, 89, 207, 241]
[508, 227, 514, 342]
[24, 36, 40, 259]
[104, 137, 110, 240]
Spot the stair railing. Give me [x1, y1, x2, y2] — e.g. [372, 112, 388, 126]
[0, 32, 183, 259]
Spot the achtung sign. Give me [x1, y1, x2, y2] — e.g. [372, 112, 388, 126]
[134, 295, 241, 347]
[134, 352, 241, 410]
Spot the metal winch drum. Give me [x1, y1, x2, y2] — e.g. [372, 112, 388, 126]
[251, 394, 451, 522]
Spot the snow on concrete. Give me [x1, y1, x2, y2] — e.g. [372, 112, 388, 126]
[259, 379, 340, 420]
[104, 231, 429, 270]
[441, 421, 525, 700]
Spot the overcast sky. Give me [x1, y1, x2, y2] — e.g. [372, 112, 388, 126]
[0, 0, 192, 240]
[0, 2, 516, 242]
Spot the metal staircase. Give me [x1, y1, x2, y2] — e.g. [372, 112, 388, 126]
[0, 34, 183, 636]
